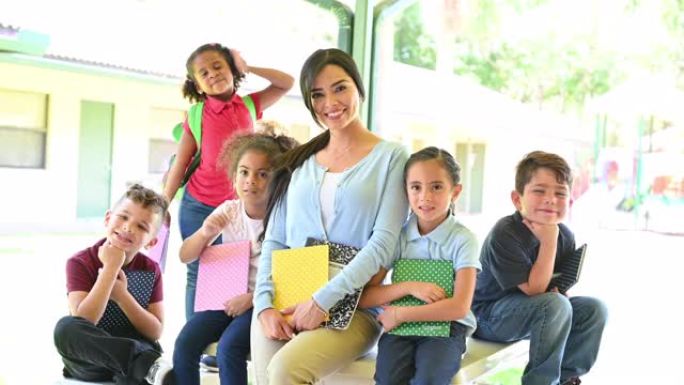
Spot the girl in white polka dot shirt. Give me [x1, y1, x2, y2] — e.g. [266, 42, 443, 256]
[173, 128, 298, 385]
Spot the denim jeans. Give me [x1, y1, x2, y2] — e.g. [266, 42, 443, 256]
[375, 322, 467, 385]
[474, 293, 607, 385]
[54, 316, 161, 385]
[178, 191, 221, 320]
[173, 308, 253, 385]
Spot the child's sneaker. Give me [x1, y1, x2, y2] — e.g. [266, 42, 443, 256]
[199, 354, 219, 372]
[145, 357, 175, 385]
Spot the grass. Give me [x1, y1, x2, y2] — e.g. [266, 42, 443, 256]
[0, 247, 27, 254]
[479, 367, 524, 385]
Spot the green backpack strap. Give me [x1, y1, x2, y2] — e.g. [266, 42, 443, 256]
[171, 122, 183, 142]
[171, 102, 203, 187]
[187, 102, 204, 146]
[171, 97, 252, 187]
[171, 102, 203, 143]
[242, 95, 257, 123]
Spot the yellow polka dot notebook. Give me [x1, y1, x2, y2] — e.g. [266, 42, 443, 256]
[272, 245, 329, 323]
[389, 259, 454, 337]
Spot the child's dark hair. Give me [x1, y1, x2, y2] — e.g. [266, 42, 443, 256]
[515, 151, 573, 194]
[404, 146, 461, 187]
[218, 129, 300, 183]
[261, 49, 365, 239]
[182, 43, 245, 103]
[115, 184, 168, 224]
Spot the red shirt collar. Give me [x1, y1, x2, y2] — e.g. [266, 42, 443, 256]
[204, 93, 241, 114]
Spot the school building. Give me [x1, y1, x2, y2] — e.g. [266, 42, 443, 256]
[0, 24, 311, 226]
[0, 24, 591, 230]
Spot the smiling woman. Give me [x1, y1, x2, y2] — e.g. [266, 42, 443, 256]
[250, 48, 410, 385]
[310, 64, 362, 132]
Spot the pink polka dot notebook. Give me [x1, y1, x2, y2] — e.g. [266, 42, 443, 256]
[146, 222, 170, 272]
[194, 240, 251, 312]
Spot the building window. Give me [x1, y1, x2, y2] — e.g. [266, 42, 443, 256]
[287, 123, 311, 144]
[148, 138, 177, 174]
[148, 107, 184, 174]
[0, 89, 48, 168]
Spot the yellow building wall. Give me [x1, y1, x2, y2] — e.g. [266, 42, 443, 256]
[0, 59, 187, 224]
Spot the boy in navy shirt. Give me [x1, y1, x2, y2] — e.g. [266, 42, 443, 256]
[472, 151, 607, 385]
[53, 184, 175, 385]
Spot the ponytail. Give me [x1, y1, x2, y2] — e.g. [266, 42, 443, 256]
[182, 77, 204, 103]
[260, 130, 330, 241]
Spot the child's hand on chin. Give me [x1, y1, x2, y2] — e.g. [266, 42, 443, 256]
[99, 241, 125, 269]
[522, 217, 558, 244]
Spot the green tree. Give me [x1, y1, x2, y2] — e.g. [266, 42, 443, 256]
[662, 0, 684, 86]
[393, 2, 437, 70]
[452, 0, 627, 113]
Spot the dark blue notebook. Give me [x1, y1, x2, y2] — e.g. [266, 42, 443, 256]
[548, 244, 588, 294]
[97, 270, 155, 335]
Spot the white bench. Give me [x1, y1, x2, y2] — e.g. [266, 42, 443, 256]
[201, 338, 529, 385]
[321, 338, 528, 385]
[56, 338, 528, 385]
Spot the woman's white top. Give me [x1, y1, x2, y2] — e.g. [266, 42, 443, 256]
[320, 171, 342, 234]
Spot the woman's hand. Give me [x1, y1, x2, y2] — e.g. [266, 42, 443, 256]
[284, 299, 327, 332]
[223, 293, 253, 317]
[377, 305, 402, 332]
[406, 281, 446, 303]
[258, 308, 295, 341]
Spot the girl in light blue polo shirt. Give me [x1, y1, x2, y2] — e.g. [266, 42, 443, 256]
[359, 146, 481, 385]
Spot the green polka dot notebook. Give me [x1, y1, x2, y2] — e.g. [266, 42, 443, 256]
[389, 259, 454, 337]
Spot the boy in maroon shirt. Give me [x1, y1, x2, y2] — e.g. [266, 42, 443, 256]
[54, 184, 175, 385]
